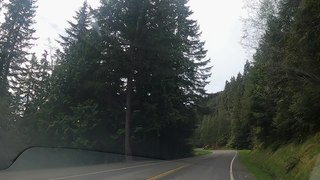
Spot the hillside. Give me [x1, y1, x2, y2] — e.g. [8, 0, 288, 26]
[240, 133, 320, 179]
[194, 0, 320, 179]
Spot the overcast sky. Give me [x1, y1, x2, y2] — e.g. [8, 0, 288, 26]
[34, 0, 248, 93]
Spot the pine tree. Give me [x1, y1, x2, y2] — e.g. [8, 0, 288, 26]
[0, 0, 37, 130]
[59, 1, 92, 51]
[30, 0, 210, 158]
[195, 0, 320, 149]
[0, 0, 37, 95]
[97, 0, 211, 158]
[22, 51, 51, 115]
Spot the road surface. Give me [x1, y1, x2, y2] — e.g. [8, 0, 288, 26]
[0, 150, 254, 180]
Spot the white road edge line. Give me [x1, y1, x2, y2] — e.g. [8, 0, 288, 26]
[230, 151, 238, 180]
[48, 161, 168, 180]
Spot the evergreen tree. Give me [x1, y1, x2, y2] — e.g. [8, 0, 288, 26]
[59, 1, 92, 51]
[0, 0, 37, 129]
[34, 1, 103, 148]
[0, 0, 37, 95]
[95, 0, 211, 158]
[195, 0, 320, 150]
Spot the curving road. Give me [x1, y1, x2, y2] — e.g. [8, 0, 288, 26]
[0, 150, 254, 180]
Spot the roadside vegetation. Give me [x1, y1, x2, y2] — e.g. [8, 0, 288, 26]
[195, 0, 320, 150]
[240, 133, 320, 179]
[239, 150, 271, 180]
[193, 0, 320, 179]
[193, 148, 212, 157]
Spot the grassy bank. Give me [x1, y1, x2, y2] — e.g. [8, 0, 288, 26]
[239, 133, 320, 179]
[239, 150, 272, 180]
[193, 148, 212, 156]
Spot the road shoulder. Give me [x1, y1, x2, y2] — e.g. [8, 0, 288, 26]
[233, 151, 255, 180]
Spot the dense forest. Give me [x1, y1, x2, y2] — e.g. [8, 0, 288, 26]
[195, 0, 320, 150]
[0, 0, 211, 159]
[1, 0, 319, 163]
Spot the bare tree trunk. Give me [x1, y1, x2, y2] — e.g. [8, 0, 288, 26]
[125, 73, 133, 160]
[124, 0, 146, 160]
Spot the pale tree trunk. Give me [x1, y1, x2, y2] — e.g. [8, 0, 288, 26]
[125, 73, 133, 160]
[124, 0, 146, 160]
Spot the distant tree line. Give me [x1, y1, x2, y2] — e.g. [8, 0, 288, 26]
[0, 0, 211, 159]
[195, 0, 320, 150]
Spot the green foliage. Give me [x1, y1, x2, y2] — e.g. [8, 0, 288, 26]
[14, 0, 211, 160]
[0, 0, 38, 154]
[194, 63, 252, 149]
[240, 133, 320, 179]
[239, 150, 272, 180]
[193, 148, 212, 156]
[194, 0, 320, 151]
[0, 0, 37, 95]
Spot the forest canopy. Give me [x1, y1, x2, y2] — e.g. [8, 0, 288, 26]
[195, 0, 320, 150]
[0, 0, 211, 159]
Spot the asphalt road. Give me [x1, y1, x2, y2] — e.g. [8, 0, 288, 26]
[0, 150, 254, 180]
